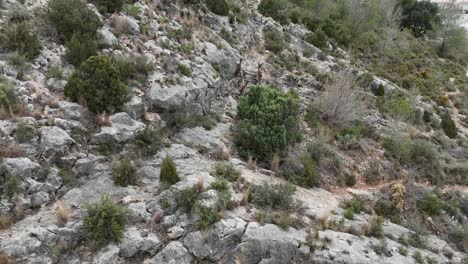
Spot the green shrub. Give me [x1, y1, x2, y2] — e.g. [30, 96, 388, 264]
[112, 156, 137, 187]
[0, 80, 22, 117]
[47, 64, 63, 79]
[47, 0, 101, 41]
[304, 29, 328, 51]
[420, 193, 444, 216]
[81, 195, 128, 248]
[258, 0, 289, 24]
[65, 33, 97, 66]
[276, 212, 294, 230]
[0, 22, 42, 60]
[411, 139, 437, 164]
[210, 178, 230, 192]
[134, 127, 164, 158]
[195, 204, 221, 229]
[236, 85, 301, 162]
[376, 84, 385, 96]
[344, 174, 356, 187]
[249, 183, 297, 211]
[211, 162, 240, 182]
[283, 155, 320, 188]
[367, 216, 384, 238]
[95, 0, 124, 13]
[160, 156, 179, 185]
[163, 103, 216, 131]
[342, 196, 366, 219]
[176, 186, 200, 213]
[377, 92, 415, 122]
[412, 251, 425, 264]
[374, 198, 400, 223]
[123, 4, 142, 19]
[441, 112, 457, 139]
[14, 121, 36, 143]
[398, 246, 408, 256]
[382, 133, 412, 163]
[4, 174, 20, 198]
[206, 0, 229, 16]
[178, 64, 192, 77]
[263, 29, 286, 53]
[64, 55, 129, 114]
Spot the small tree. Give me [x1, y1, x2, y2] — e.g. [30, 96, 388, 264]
[64, 55, 129, 114]
[441, 112, 457, 138]
[65, 33, 97, 66]
[236, 85, 301, 163]
[0, 22, 42, 60]
[160, 156, 179, 185]
[206, 0, 229, 16]
[81, 195, 128, 248]
[112, 156, 137, 187]
[47, 0, 102, 41]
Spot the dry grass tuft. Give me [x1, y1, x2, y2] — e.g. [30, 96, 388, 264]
[247, 156, 257, 171]
[0, 143, 22, 158]
[55, 201, 71, 227]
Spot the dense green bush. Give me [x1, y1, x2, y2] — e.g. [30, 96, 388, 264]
[420, 193, 444, 216]
[14, 121, 36, 143]
[367, 216, 384, 238]
[283, 155, 320, 188]
[112, 156, 136, 187]
[382, 133, 412, 163]
[81, 195, 128, 248]
[64, 55, 129, 114]
[236, 85, 301, 162]
[0, 22, 42, 60]
[65, 33, 97, 66]
[249, 183, 297, 211]
[0, 80, 21, 118]
[211, 162, 241, 182]
[206, 0, 229, 16]
[160, 156, 179, 185]
[441, 112, 457, 138]
[258, 0, 289, 24]
[263, 29, 287, 53]
[47, 0, 102, 41]
[342, 196, 366, 219]
[3, 174, 20, 198]
[95, 0, 124, 13]
[304, 29, 328, 51]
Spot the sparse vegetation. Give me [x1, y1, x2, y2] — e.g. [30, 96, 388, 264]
[249, 183, 298, 212]
[211, 162, 240, 182]
[112, 156, 137, 187]
[263, 28, 286, 53]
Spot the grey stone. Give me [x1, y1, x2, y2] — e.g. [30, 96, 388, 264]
[93, 112, 145, 143]
[4, 157, 41, 180]
[93, 245, 120, 264]
[97, 28, 118, 47]
[39, 126, 75, 158]
[125, 95, 145, 119]
[58, 101, 84, 121]
[30, 191, 49, 207]
[46, 78, 66, 92]
[144, 241, 193, 264]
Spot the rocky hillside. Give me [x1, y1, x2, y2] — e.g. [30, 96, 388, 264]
[0, 0, 467, 263]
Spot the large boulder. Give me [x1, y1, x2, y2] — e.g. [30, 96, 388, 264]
[224, 222, 309, 264]
[4, 157, 41, 180]
[144, 241, 194, 264]
[119, 227, 161, 257]
[39, 126, 75, 158]
[97, 28, 118, 48]
[93, 113, 145, 144]
[183, 218, 247, 261]
[147, 82, 186, 110]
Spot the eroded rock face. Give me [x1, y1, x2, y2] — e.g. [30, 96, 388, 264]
[119, 227, 161, 257]
[39, 126, 75, 158]
[144, 241, 194, 264]
[93, 112, 145, 144]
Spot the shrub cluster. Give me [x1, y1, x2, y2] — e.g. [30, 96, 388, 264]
[441, 112, 457, 138]
[112, 156, 137, 187]
[81, 196, 128, 248]
[0, 80, 22, 119]
[206, 0, 229, 16]
[263, 28, 287, 53]
[160, 156, 179, 186]
[64, 55, 129, 114]
[95, 0, 124, 13]
[211, 162, 241, 182]
[65, 34, 97, 67]
[236, 85, 301, 163]
[282, 155, 320, 188]
[0, 22, 41, 60]
[249, 183, 297, 212]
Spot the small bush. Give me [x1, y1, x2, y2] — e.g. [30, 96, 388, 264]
[263, 29, 286, 53]
[376, 84, 385, 96]
[412, 251, 425, 264]
[304, 29, 328, 51]
[65, 33, 97, 66]
[47, 64, 63, 79]
[206, 0, 229, 16]
[176, 186, 200, 213]
[112, 156, 137, 187]
[344, 174, 356, 187]
[3, 174, 20, 198]
[236, 85, 301, 163]
[342, 196, 366, 219]
[47, 0, 102, 41]
[163, 103, 216, 131]
[441, 112, 457, 139]
[14, 121, 36, 143]
[377, 91, 414, 122]
[64, 55, 129, 114]
[211, 162, 240, 182]
[276, 212, 294, 230]
[0, 22, 42, 60]
[95, 0, 124, 13]
[420, 194, 444, 216]
[367, 216, 384, 238]
[178, 64, 192, 77]
[258, 0, 289, 24]
[382, 133, 412, 163]
[195, 204, 221, 229]
[160, 156, 179, 186]
[249, 183, 297, 211]
[398, 246, 408, 256]
[283, 155, 320, 188]
[374, 198, 400, 223]
[134, 127, 164, 158]
[81, 195, 128, 248]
